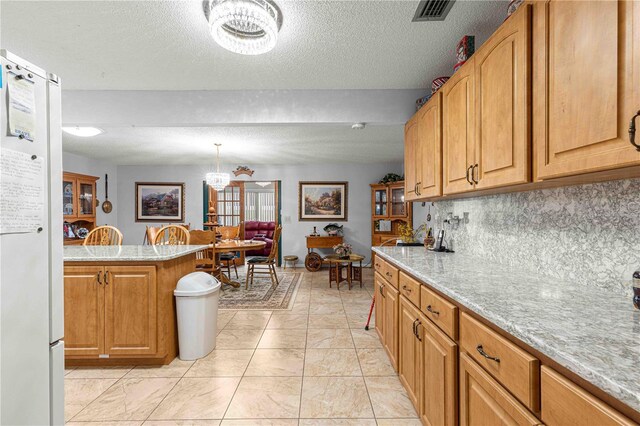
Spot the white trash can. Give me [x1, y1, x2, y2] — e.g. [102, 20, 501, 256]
[174, 272, 221, 361]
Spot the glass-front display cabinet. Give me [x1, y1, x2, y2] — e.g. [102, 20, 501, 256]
[63, 172, 99, 245]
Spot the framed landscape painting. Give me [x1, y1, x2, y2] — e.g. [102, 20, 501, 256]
[135, 182, 185, 222]
[299, 181, 348, 221]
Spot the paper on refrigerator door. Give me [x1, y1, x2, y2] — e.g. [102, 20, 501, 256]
[7, 76, 36, 141]
[0, 148, 44, 234]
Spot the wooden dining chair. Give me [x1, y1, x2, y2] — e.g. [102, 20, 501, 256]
[83, 225, 123, 246]
[217, 224, 241, 278]
[246, 225, 282, 289]
[152, 225, 190, 245]
[144, 225, 160, 245]
[189, 229, 219, 278]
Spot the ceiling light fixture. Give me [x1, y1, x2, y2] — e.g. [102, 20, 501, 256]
[62, 126, 103, 137]
[351, 123, 366, 130]
[204, 0, 283, 55]
[206, 143, 231, 191]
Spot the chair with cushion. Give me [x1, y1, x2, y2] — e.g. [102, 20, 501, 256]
[152, 225, 190, 245]
[83, 225, 123, 246]
[217, 224, 242, 278]
[244, 221, 276, 256]
[189, 229, 219, 278]
[245, 225, 282, 289]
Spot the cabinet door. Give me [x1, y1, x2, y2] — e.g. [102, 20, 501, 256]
[399, 296, 421, 410]
[383, 284, 399, 371]
[460, 353, 541, 426]
[443, 61, 476, 195]
[421, 316, 458, 426]
[372, 187, 388, 218]
[374, 273, 385, 341]
[64, 266, 104, 356]
[404, 118, 419, 201]
[77, 178, 96, 218]
[389, 185, 407, 218]
[62, 177, 77, 219]
[475, 5, 531, 189]
[534, 0, 640, 179]
[104, 266, 157, 356]
[417, 93, 443, 198]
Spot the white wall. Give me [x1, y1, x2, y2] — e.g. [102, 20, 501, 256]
[116, 162, 403, 262]
[62, 152, 118, 226]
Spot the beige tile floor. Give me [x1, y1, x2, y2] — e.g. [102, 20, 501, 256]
[65, 267, 420, 426]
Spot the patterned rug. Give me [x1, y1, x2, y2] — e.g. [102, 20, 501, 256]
[218, 270, 302, 310]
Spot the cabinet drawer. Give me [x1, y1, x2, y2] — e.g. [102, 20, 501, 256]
[382, 261, 399, 289]
[541, 367, 635, 426]
[460, 353, 541, 426]
[420, 285, 458, 340]
[373, 256, 385, 274]
[460, 313, 540, 412]
[399, 272, 420, 307]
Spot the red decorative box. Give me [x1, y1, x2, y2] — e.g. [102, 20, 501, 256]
[431, 77, 450, 94]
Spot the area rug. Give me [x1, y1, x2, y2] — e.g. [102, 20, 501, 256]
[218, 271, 302, 310]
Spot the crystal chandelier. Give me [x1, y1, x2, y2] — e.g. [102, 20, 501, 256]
[204, 0, 283, 55]
[206, 143, 231, 191]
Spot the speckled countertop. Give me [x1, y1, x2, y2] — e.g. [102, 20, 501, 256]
[373, 246, 640, 414]
[64, 245, 207, 262]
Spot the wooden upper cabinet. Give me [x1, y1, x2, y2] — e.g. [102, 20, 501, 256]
[475, 5, 531, 189]
[443, 59, 476, 195]
[104, 266, 157, 356]
[417, 93, 443, 198]
[404, 118, 419, 201]
[64, 266, 104, 356]
[534, 0, 640, 179]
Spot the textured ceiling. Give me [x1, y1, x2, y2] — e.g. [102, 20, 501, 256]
[0, 0, 508, 90]
[62, 125, 405, 165]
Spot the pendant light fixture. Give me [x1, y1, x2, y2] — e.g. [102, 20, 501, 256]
[206, 143, 231, 191]
[204, 0, 283, 56]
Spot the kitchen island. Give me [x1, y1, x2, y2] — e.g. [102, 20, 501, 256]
[63, 245, 206, 366]
[372, 246, 640, 425]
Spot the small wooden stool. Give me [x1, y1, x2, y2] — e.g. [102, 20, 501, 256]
[283, 255, 298, 270]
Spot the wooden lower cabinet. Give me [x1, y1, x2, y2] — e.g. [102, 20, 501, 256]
[374, 272, 385, 341]
[541, 366, 635, 426]
[421, 316, 458, 426]
[460, 352, 541, 426]
[399, 296, 422, 410]
[104, 266, 157, 356]
[383, 284, 399, 370]
[64, 266, 104, 356]
[64, 265, 158, 360]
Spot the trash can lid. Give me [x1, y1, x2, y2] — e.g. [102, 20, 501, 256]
[174, 272, 221, 297]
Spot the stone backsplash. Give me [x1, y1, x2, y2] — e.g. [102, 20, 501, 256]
[415, 178, 640, 295]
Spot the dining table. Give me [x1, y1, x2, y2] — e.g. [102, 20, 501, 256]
[212, 239, 267, 288]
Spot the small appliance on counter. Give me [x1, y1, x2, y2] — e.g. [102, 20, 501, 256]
[428, 229, 455, 253]
[633, 270, 640, 310]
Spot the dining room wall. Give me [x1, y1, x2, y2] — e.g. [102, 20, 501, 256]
[62, 152, 118, 226]
[115, 161, 403, 263]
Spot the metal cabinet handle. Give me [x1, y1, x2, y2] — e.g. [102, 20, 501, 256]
[416, 182, 421, 196]
[630, 110, 640, 151]
[426, 304, 439, 316]
[379, 284, 385, 298]
[472, 164, 479, 184]
[416, 321, 422, 342]
[466, 165, 473, 185]
[402, 285, 412, 293]
[104, 271, 109, 286]
[96, 271, 102, 285]
[476, 344, 500, 363]
[412, 319, 419, 337]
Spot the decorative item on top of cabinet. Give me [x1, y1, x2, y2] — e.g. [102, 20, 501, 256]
[533, 0, 640, 180]
[63, 172, 98, 245]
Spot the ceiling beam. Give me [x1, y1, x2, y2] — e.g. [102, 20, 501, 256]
[62, 89, 428, 127]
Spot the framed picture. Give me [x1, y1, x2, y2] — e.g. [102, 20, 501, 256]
[298, 181, 348, 221]
[135, 182, 185, 222]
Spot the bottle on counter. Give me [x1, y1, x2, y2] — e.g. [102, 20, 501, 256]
[633, 270, 640, 310]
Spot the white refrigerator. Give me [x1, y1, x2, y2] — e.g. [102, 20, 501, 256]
[0, 50, 64, 425]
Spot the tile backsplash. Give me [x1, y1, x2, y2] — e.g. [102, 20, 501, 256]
[417, 179, 640, 295]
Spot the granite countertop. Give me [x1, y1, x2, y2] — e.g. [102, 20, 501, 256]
[64, 245, 208, 262]
[373, 246, 640, 414]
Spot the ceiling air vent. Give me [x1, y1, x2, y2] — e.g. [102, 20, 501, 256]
[412, 0, 456, 22]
